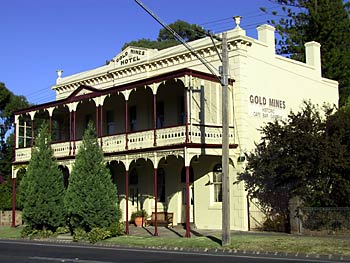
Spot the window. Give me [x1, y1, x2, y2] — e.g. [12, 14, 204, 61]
[213, 164, 222, 202]
[106, 110, 115, 135]
[157, 168, 165, 202]
[156, 101, 164, 128]
[129, 106, 137, 132]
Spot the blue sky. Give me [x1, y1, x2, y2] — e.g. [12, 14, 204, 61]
[1, 0, 277, 104]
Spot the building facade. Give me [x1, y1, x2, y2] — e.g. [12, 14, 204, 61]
[12, 22, 338, 235]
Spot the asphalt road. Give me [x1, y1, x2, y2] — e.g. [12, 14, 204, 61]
[0, 240, 345, 263]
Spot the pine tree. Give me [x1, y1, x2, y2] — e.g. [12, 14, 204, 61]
[20, 122, 65, 230]
[64, 122, 119, 232]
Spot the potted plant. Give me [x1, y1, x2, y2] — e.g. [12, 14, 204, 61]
[131, 209, 148, 227]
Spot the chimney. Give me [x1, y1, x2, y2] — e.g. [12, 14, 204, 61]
[305, 41, 321, 76]
[257, 24, 275, 51]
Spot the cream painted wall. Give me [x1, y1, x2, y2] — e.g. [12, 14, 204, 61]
[233, 40, 338, 152]
[191, 155, 248, 230]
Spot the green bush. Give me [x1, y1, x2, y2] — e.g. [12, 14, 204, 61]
[262, 214, 287, 232]
[73, 228, 88, 242]
[108, 222, 124, 237]
[88, 227, 111, 244]
[21, 226, 54, 239]
[56, 226, 70, 234]
[21, 225, 34, 238]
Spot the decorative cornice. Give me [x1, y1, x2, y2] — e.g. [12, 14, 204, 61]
[52, 38, 245, 95]
[14, 68, 225, 116]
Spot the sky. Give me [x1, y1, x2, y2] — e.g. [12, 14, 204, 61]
[0, 0, 278, 105]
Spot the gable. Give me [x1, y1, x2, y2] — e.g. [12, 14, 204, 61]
[109, 46, 154, 68]
[67, 85, 100, 101]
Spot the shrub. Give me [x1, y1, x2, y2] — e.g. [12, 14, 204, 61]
[73, 228, 88, 242]
[108, 222, 125, 237]
[21, 226, 54, 239]
[56, 226, 70, 235]
[88, 227, 111, 244]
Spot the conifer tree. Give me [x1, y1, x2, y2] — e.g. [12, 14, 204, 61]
[64, 122, 119, 231]
[20, 122, 65, 230]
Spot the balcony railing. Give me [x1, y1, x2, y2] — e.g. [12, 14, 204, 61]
[15, 125, 234, 163]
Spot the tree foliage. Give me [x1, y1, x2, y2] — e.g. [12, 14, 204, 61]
[20, 122, 65, 230]
[239, 102, 350, 225]
[0, 82, 30, 211]
[64, 122, 120, 232]
[262, 0, 350, 106]
[0, 82, 30, 146]
[121, 20, 205, 50]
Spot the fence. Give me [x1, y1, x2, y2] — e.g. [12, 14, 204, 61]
[296, 207, 350, 236]
[0, 211, 22, 226]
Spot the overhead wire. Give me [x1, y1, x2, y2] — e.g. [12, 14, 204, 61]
[25, 4, 286, 105]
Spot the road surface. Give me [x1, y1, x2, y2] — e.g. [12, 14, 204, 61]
[0, 240, 345, 263]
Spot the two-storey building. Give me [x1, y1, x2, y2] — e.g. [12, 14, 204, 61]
[11, 21, 338, 236]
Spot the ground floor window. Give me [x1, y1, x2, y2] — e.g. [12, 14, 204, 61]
[213, 164, 222, 202]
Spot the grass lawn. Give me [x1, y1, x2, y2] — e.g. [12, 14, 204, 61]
[102, 234, 350, 257]
[1, 226, 349, 257]
[0, 226, 23, 239]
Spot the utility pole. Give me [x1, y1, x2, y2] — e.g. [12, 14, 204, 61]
[221, 32, 231, 246]
[134, 0, 231, 245]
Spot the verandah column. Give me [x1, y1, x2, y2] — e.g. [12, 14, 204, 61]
[29, 111, 35, 147]
[185, 87, 189, 143]
[73, 110, 76, 155]
[69, 110, 72, 155]
[95, 105, 99, 136]
[122, 90, 131, 150]
[68, 102, 78, 156]
[153, 167, 158, 236]
[125, 169, 129, 235]
[100, 104, 103, 147]
[11, 176, 16, 227]
[47, 108, 55, 141]
[125, 100, 129, 150]
[184, 147, 191, 237]
[14, 116, 18, 162]
[185, 165, 191, 237]
[153, 94, 157, 146]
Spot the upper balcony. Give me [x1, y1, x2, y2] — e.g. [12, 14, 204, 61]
[15, 124, 235, 163]
[14, 69, 236, 163]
